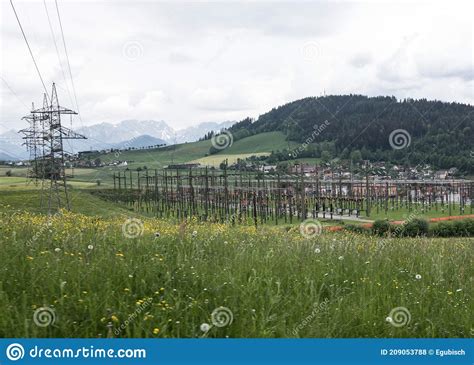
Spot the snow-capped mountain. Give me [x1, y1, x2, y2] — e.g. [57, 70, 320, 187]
[74, 120, 174, 146]
[0, 119, 236, 160]
[0, 130, 28, 160]
[175, 121, 235, 143]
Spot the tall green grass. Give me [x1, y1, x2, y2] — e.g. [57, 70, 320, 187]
[0, 212, 471, 338]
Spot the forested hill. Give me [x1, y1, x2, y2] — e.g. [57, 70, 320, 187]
[229, 95, 474, 173]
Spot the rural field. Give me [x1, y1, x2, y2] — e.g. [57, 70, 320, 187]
[0, 184, 472, 339]
[2, 2, 473, 364]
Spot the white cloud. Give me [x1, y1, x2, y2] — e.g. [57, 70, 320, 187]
[1, 0, 472, 133]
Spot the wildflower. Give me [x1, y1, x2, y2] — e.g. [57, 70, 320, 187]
[338, 256, 344, 261]
[415, 274, 422, 280]
[200, 323, 211, 332]
[456, 289, 462, 292]
[153, 328, 160, 335]
[192, 230, 198, 238]
[116, 253, 124, 257]
[54, 248, 61, 253]
[154, 232, 161, 238]
[314, 247, 321, 253]
[111, 315, 119, 323]
[26, 256, 34, 260]
[385, 317, 392, 323]
[87, 245, 94, 250]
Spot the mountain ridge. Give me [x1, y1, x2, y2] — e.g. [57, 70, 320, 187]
[0, 120, 235, 160]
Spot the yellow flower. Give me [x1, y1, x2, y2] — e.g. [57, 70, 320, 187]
[124, 288, 130, 292]
[153, 328, 160, 335]
[26, 256, 34, 260]
[111, 315, 119, 323]
[116, 252, 124, 257]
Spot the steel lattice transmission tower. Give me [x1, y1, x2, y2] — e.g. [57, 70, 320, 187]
[19, 102, 44, 184]
[22, 83, 87, 213]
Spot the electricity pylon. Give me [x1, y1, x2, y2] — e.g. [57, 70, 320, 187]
[28, 83, 87, 213]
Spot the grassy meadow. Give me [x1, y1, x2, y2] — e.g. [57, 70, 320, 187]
[0, 209, 472, 338]
[0, 168, 472, 339]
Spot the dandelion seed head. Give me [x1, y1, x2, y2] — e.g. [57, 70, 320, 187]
[200, 323, 210, 332]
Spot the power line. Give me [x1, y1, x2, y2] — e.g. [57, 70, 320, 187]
[0, 76, 29, 109]
[54, 0, 83, 125]
[43, 0, 74, 108]
[9, 0, 50, 103]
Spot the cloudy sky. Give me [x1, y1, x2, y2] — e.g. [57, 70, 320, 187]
[0, 0, 472, 133]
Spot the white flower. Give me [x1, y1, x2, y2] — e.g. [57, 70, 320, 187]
[192, 231, 198, 237]
[338, 256, 344, 261]
[456, 288, 462, 292]
[314, 248, 321, 253]
[154, 232, 161, 238]
[87, 245, 94, 250]
[415, 274, 422, 280]
[200, 323, 210, 332]
[54, 248, 61, 253]
[385, 316, 392, 323]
